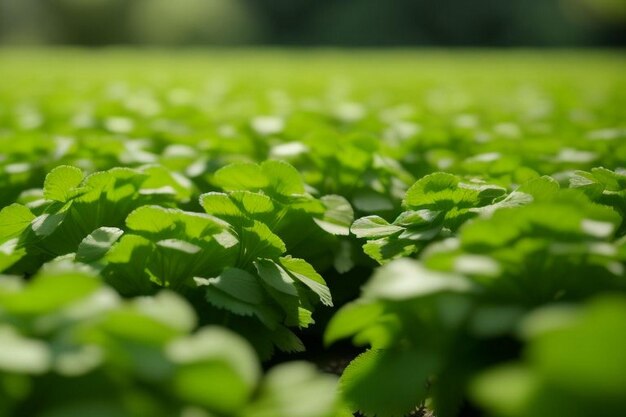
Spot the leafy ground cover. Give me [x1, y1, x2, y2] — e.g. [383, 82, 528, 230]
[0, 50, 625, 417]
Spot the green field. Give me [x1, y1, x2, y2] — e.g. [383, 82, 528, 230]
[1, 50, 625, 417]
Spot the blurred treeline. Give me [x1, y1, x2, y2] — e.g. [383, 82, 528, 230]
[0, 0, 624, 46]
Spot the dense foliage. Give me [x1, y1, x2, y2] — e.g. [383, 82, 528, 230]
[0, 51, 625, 416]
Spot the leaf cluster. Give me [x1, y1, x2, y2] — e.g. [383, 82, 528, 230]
[0, 265, 339, 417]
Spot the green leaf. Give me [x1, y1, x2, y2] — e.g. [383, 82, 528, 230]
[472, 297, 626, 417]
[470, 365, 538, 417]
[241, 221, 286, 260]
[172, 360, 250, 414]
[340, 349, 439, 417]
[130, 290, 197, 333]
[403, 172, 459, 208]
[0, 326, 51, 374]
[394, 209, 442, 227]
[325, 301, 385, 346]
[254, 258, 298, 296]
[471, 191, 533, 217]
[203, 268, 265, 305]
[362, 237, 418, 264]
[351, 216, 404, 238]
[528, 297, 626, 398]
[517, 176, 560, 201]
[590, 167, 626, 191]
[403, 173, 505, 214]
[126, 205, 234, 244]
[243, 362, 338, 417]
[125, 205, 180, 234]
[31, 212, 67, 237]
[200, 192, 243, 218]
[398, 226, 442, 241]
[269, 326, 305, 353]
[352, 191, 395, 212]
[198, 273, 279, 329]
[297, 307, 315, 328]
[80, 167, 143, 192]
[202, 282, 261, 318]
[261, 160, 306, 196]
[571, 167, 626, 193]
[140, 165, 193, 202]
[76, 227, 124, 263]
[156, 238, 201, 255]
[166, 326, 260, 386]
[363, 259, 472, 300]
[0, 268, 100, 315]
[101, 234, 156, 295]
[167, 327, 260, 413]
[279, 256, 333, 307]
[312, 195, 354, 236]
[213, 162, 269, 191]
[0, 204, 34, 241]
[231, 191, 275, 216]
[43, 165, 83, 202]
[100, 308, 183, 346]
[0, 245, 25, 271]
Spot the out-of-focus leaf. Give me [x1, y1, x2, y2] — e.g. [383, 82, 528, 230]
[167, 327, 260, 413]
[363, 258, 472, 300]
[313, 195, 354, 236]
[340, 349, 439, 417]
[243, 362, 338, 417]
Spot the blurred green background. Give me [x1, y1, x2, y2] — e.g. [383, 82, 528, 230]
[0, 0, 624, 47]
